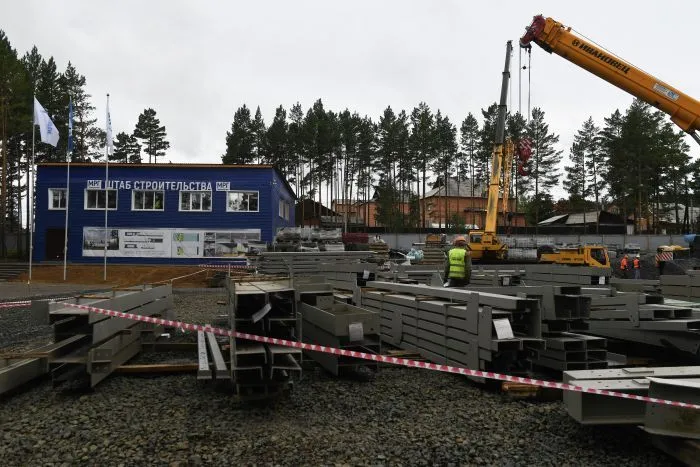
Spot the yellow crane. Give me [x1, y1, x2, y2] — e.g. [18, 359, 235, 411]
[467, 41, 513, 262]
[467, 38, 610, 269]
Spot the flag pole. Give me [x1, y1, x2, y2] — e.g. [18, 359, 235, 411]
[63, 97, 72, 281]
[103, 93, 109, 281]
[29, 98, 35, 285]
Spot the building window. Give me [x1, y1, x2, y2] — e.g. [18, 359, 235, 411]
[179, 191, 211, 212]
[49, 188, 67, 210]
[132, 190, 164, 211]
[279, 199, 290, 220]
[84, 189, 117, 210]
[227, 191, 259, 212]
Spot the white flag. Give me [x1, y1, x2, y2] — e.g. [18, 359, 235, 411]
[106, 95, 113, 156]
[33, 97, 59, 147]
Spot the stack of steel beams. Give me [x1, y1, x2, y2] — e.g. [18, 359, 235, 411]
[580, 286, 700, 360]
[299, 297, 381, 376]
[375, 264, 441, 285]
[522, 264, 611, 287]
[563, 366, 700, 425]
[31, 285, 172, 389]
[318, 262, 378, 290]
[460, 285, 606, 371]
[256, 251, 375, 276]
[469, 269, 522, 287]
[660, 272, 700, 302]
[226, 279, 302, 400]
[359, 281, 542, 377]
[610, 277, 661, 294]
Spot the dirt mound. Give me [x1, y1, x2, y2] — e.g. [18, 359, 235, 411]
[14, 264, 214, 288]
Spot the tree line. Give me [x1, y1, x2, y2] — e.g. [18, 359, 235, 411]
[221, 99, 562, 230]
[222, 97, 699, 234]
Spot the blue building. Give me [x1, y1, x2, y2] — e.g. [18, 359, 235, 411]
[35, 163, 296, 263]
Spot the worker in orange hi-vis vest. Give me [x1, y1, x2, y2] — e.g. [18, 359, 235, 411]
[633, 255, 641, 279]
[620, 254, 629, 279]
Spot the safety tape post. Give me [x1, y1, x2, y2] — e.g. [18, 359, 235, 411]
[61, 302, 700, 411]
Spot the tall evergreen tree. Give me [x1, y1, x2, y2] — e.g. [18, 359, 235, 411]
[409, 102, 434, 227]
[0, 30, 32, 255]
[133, 108, 169, 163]
[287, 102, 305, 196]
[600, 109, 625, 213]
[265, 105, 288, 175]
[250, 106, 267, 164]
[59, 62, 101, 161]
[222, 104, 254, 165]
[459, 113, 479, 196]
[111, 132, 141, 163]
[506, 112, 528, 206]
[563, 119, 598, 207]
[660, 125, 691, 232]
[476, 103, 499, 195]
[432, 111, 457, 229]
[577, 117, 606, 212]
[34, 56, 62, 162]
[524, 107, 561, 225]
[355, 116, 376, 223]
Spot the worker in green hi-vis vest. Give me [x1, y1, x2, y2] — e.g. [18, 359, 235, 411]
[443, 236, 472, 288]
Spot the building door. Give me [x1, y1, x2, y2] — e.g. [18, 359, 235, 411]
[45, 228, 65, 260]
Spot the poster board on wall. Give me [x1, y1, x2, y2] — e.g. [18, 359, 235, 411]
[82, 227, 261, 258]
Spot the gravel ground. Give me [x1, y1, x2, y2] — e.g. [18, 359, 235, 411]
[0, 292, 680, 466]
[0, 284, 110, 352]
[0, 283, 109, 301]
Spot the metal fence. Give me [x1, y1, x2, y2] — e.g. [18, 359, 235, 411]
[380, 233, 689, 252]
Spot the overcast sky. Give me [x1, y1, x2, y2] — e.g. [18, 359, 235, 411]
[4, 0, 700, 199]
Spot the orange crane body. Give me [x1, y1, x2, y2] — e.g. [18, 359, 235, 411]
[520, 15, 700, 144]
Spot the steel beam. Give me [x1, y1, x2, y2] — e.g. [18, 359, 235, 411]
[197, 330, 211, 380]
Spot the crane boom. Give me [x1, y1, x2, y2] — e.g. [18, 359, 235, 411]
[484, 40, 513, 235]
[520, 15, 700, 146]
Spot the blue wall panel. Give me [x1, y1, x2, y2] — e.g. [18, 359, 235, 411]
[35, 164, 295, 264]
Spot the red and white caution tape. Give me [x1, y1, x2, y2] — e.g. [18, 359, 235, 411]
[0, 296, 73, 309]
[197, 264, 254, 270]
[0, 301, 30, 309]
[63, 302, 700, 411]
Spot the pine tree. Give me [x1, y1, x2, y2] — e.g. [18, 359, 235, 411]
[111, 132, 141, 163]
[506, 112, 528, 206]
[250, 106, 267, 164]
[459, 113, 479, 196]
[578, 117, 606, 212]
[394, 110, 412, 228]
[133, 108, 169, 163]
[476, 103, 499, 194]
[525, 107, 561, 225]
[660, 125, 691, 233]
[222, 104, 254, 165]
[563, 119, 600, 209]
[287, 102, 305, 196]
[600, 109, 625, 209]
[60, 62, 101, 161]
[265, 105, 288, 174]
[431, 111, 457, 229]
[338, 109, 361, 226]
[34, 57, 62, 162]
[409, 102, 434, 227]
[0, 30, 32, 256]
[355, 116, 376, 223]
